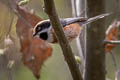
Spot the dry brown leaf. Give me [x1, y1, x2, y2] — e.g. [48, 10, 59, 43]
[105, 20, 120, 52]
[16, 6, 52, 79]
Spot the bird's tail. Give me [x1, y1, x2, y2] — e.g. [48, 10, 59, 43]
[80, 12, 113, 26]
[63, 12, 113, 27]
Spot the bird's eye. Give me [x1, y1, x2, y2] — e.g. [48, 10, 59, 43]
[39, 32, 48, 40]
[38, 26, 41, 30]
[36, 21, 50, 32]
[36, 26, 42, 32]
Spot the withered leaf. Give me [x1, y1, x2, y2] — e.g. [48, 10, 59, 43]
[16, 6, 52, 79]
[105, 20, 120, 52]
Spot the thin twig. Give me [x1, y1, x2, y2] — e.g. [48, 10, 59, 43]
[110, 51, 118, 71]
[71, 0, 85, 75]
[71, 0, 77, 17]
[110, 51, 120, 80]
[6, 67, 13, 80]
[2, 54, 13, 80]
[7, 0, 34, 28]
[43, 0, 83, 80]
[71, 0, 84, 61]
[105, 40, 120, 44]
[115, 70, 120, 80]
[6, 11, 15, 36]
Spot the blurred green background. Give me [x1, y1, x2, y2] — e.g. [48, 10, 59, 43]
[0, 0, 120, 80]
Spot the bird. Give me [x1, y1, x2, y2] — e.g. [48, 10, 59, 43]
[33, 13, 111, 43]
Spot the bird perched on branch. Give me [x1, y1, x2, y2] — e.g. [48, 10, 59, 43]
[33, 13, 111, 43]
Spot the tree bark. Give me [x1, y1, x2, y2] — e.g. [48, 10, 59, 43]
[84, 0, 106, 80]
[43, 0, 83, 80]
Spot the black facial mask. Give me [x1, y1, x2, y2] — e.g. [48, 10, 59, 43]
[39, 32, 48, 40]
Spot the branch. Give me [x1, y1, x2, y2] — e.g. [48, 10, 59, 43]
[115, 70, 120, 80]
[105, 40, 120, 44]
[71, 0, 84, 60]
[71, 0, 86, 75]
[110, 51, 120, 80]
[2, 54, 13, 80]
[43, 0, 83, 80]
[84, 0, 106, 80]
[110, 51, 118, 71]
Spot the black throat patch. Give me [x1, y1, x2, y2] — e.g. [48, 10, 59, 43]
[39, 32, 48, 40]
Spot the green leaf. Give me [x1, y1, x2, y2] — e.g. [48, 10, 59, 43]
[75, 56, 81, 64]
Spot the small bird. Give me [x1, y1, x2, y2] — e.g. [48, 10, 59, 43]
[33, 13, 111, 43]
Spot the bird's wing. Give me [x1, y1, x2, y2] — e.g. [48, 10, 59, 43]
[60, 12, 112, 27]
[60, 17, 87, 27]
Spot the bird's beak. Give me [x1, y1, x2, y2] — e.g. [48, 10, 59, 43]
[33, 32, 37, 36]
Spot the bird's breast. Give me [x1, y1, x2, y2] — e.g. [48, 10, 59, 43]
[50, 23, 82, 43]
[50, 29, 58, 43]
[64, 23, 82, 42]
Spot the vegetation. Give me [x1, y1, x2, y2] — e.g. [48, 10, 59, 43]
[0, 0, 120, 80]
